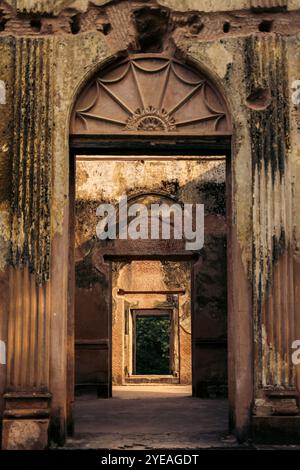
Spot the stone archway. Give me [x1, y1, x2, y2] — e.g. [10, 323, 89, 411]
[68, 53, 233, 434]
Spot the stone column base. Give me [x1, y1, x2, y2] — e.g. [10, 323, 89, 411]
[252, 391, 300, 444]
[252, 416, 300, 444]
[1, 392, 51, 449]
[2, 418, 49, 450]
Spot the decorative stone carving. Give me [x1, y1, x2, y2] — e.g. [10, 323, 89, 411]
[125, 106, 176, 131]
[70, 55, 231, 135]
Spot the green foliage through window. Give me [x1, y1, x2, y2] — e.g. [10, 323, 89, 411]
[135, 315, 170, 375]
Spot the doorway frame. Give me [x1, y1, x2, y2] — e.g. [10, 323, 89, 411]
[68, 136, 241, 435]
[131, 308, 173, 377]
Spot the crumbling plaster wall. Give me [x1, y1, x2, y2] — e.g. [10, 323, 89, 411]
[75, 158, 225, 246]
[6, 1, 300, 15]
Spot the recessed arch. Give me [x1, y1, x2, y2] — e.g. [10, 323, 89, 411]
[70, 54, 232, 136]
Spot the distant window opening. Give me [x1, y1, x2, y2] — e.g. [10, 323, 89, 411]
[133, 310, 171, 375]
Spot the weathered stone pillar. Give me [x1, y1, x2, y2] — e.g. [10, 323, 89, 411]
[2, 37, 54, 450]
[0, 36, 14, 429]
[245, 35, 300, 442]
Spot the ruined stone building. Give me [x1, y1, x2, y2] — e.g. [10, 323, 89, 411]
[0, 0, 300, 450]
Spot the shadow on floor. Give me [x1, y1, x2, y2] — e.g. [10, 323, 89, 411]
[65, 385, 232, 449]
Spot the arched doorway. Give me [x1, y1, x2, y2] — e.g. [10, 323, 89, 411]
[68, 53, 233, 444]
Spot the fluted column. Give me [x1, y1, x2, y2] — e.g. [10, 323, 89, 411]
[245, 35, 299, 426]
[2, 37, 53, 450]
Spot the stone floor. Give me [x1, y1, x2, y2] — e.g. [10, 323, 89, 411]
[65, 385, 238, 449]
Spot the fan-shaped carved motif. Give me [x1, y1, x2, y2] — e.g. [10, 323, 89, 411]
[70, 55, 231, 135]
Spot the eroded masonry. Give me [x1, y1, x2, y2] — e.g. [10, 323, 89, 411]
[0, 0, 300, 449]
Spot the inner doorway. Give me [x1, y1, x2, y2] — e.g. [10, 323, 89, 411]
[133, 309, 171, 376]
[73, 153, 228, 396]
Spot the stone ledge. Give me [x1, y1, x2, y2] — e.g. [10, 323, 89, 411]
[252, 416, 300, 444]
